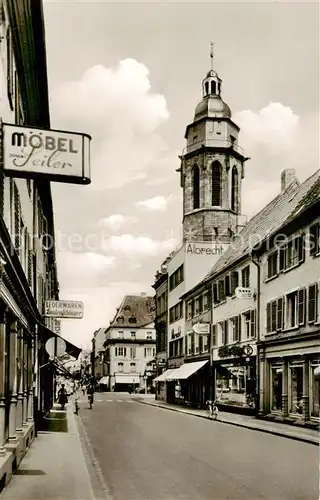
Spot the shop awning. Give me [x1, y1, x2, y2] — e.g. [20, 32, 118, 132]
[166, 360, 208, 380]
[97, 376, 109, 385]
[115, 375, 140, 385]
[154, 369, 179, 383]
[39, 324, 82, 359]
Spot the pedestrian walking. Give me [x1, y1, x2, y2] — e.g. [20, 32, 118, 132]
[57, 384, 68, 410]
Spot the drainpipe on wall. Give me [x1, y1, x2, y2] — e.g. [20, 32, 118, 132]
[209, 282, 214, 402]
[250, 251, 261, 415]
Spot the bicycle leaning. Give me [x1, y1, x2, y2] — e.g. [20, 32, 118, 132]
[206, 400, 219, 420]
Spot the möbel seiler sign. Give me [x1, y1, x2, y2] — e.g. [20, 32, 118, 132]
[2, 123, 91, 185]
[44, 300, 84, 319]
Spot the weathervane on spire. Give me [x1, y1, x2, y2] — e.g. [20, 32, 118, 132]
[210, 41, 214, 70]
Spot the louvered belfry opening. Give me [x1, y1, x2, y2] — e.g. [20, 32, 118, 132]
[231, 166, 239, 212]
[212, 161, 221, 206]
[192, 165, 200, 209]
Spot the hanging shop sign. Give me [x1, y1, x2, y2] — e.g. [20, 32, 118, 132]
[2, 123, 91, 185]
[44, 300, 84, 319]
[193, 322, 210, 335]
[235, 287, 253, 299]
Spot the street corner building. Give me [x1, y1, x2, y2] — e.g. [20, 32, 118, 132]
[152, 55, 320, 427]
[0, 0, 81, 490]
[92, 294, 156, 393]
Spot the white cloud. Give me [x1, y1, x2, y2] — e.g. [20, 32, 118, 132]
[135, 195, 171, 211]
[57, 251, 116, 289]
[102, 233, 177, 257]
[98, 214, 138, 231]
[235, 103, 319, 217]
[51, 59, 171, 190]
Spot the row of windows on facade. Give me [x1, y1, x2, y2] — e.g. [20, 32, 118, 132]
[192, 162, 239, 212]
[169, 333, 210, 358]
[267, 226, 320, 280]
[213, 309, 256, 346]
[168, 310, 256, 359]
[212, 265, 250, 305]
[169, 264, 184, 291]
[266, 282, 320, 333]
[114, 346, 156, 358]
[115, 331, 153, 340]
[156, 292, 168, 316]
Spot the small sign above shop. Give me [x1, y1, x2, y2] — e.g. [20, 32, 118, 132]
[44, 300, 84, 319]
[235, 287, 253, 299]
[193, 322, 210, 335]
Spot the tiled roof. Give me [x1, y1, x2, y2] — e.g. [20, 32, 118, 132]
[199, 169, 320, 285]
[110, 294, 155, 328]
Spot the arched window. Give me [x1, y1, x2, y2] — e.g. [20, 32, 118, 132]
[211, 81, 216, 94]
[205, 82, 209, 95]
[192, 165, 200, 209]
[212, 162, 221, 206]
[231, 166, 238, 212]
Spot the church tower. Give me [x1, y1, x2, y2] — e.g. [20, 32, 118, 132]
[179, 47, 249, 243]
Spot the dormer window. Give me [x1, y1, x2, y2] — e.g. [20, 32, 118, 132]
[128, 316, 137, 324]
[117, 316, 124, 323]
[124, 305, 131, 312]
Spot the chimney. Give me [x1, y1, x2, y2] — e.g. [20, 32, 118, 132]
[281, 169, 297, 191]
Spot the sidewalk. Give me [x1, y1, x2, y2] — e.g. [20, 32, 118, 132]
[138, 398, 319, 446]
[0, 400, 95, 500]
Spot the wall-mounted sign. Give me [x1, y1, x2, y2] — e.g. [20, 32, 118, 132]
[186, 243, 223, 256]
[45, 337, 66, 358]
[52, 319, 61, 334]
[218, 344, 254, 358]
[44, 300, 84, 319]
[193, 322, 210, 335]
[235, 287, 253, 299]
[2, 123, 91, 185]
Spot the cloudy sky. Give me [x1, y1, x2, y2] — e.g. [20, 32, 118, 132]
[42, 0, 319, 350]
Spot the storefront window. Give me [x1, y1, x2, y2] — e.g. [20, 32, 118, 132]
[310, 363, 320, 419]
[289, 364, 303, 415]
[215, 362, 256, 408]
[271, 365, 282, 411]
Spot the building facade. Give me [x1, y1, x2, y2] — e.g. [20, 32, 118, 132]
[153, 260, 169, 400]
[103, 294, 156, 392]
[256, 174, 320, 426]
[0, 0, 81, 488]
[181, 169, 320, 422]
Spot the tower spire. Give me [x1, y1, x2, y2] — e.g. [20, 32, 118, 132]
[210, 41, 214, 71]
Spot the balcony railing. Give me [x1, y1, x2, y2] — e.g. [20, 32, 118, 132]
[182, 138, 244, 156]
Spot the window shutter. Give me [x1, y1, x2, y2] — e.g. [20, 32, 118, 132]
[224, 320, 228, 344]
[27, 235, 33, 288]
[212, 324, 216, 346]
[308, 284, 317, 323]
[271, 301, 277, 332]
[14, 183, 21, 256]
[250, 309, 256, 337]
[266, 302, 271, 333]
[213, 284, 219, 303]
[191, 332, 195, 354]
[276, 297, 283, 331]
[199, 335, 203, 353]
[298, 288, 306, 325]
[298, 235, 305, 263]
[309, 224, 319, 256]
[238, 314, 242, 341]
[279, 246, 286, 272]
[225, 275, 230, 296]
[231, 271, 239, 295]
